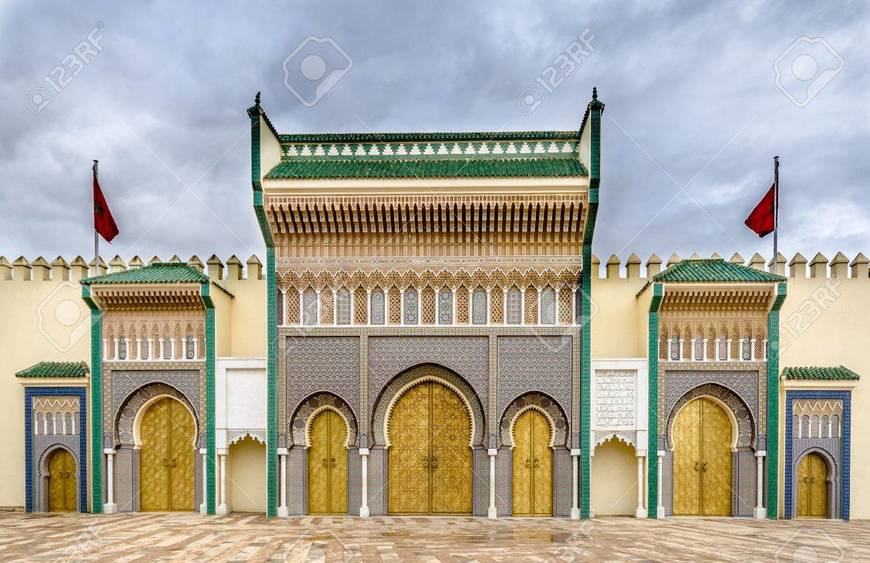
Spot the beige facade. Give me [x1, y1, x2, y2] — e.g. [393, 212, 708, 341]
[2, 252, 867, 516]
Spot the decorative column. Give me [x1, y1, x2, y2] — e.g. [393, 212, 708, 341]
[217, 450, 228, 514]
[754, 450, 766, 519]
[200, 448, 208, 515]
[277, 448, 289, 517]
[103, 449, 117, 513]
[360, 448, 370, 517]
[656, 450, 665, 518]
[182, 337, 189, 361]
[635, 454, 647, 518]
[112, 337, 119, 361]
[570, 448, 581, 519]
[488, 448, 497, 519]
[136, 338, 142, 360]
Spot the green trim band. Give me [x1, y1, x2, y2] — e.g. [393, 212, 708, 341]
[249, 102, 278, 516]
[265, 247, 277, 516]
[579, 91, 602, 519]
[82, 285, 102, 513]
[767, 281, 787, 519]
[647, 283, 664, 517]
[201, 282, 216, 514]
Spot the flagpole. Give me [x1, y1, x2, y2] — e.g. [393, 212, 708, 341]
[93, 160, 99, 277]
[773, 155, 779, 271]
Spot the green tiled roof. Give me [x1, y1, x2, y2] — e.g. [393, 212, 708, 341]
[16, 361, 89, 378]
[782, 366, 860, 381]
[653, 259, 785, 283]
[81, 262, 208, 285]
[277, 131, 578, 143]
[265, 157, 586, 180]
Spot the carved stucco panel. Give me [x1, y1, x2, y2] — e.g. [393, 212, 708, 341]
[285, 336, 360, 422]
[497, 336, 573, 426]
[499, 391, 569, 448]
[108, 368, 202, 448]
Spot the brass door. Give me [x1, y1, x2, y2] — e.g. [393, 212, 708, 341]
[307, 409, 348, 514]
[140, 397, 196, 511]
[673, 397, 732, 516]
[47, 449, 77, 512]
[388, 381, 472, 514]
[797, 453, 828, 518]
[512, 409, 553, 516]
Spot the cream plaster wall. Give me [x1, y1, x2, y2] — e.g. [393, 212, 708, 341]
[777, 275, 870, 518]
[228, 437, 267, 512]
[0, 273, 90, 508]
[2, 256, 868, 518]
[591, 438, 638, 516]
[223, 276, 266, 357]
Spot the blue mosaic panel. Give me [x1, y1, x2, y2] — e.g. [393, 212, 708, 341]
[24, 386, 87, 513]
[784, 390, 851, 520]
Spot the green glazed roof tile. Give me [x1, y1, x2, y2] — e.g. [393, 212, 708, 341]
[81, 262, 208, 285]
[653, 259, 785, 283]
[782, 366, 860, 381]
[277, 130, 579, 143]
[265, 157, 586, 180]
[16, 361, 89, 378]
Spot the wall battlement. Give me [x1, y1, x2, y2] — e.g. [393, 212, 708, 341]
[590, 251, 869, 280]
[0, 255, 265, 283]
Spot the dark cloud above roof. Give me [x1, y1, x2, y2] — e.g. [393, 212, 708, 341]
[1, 1, 867, 260]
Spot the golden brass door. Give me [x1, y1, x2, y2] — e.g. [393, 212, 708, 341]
[388, 381, 472, 514]
[512, 409, 553, 516]
[307, 409, 348, 514]
[47, 449, 76, 512]
[140, 397, 195, 511]
[797, 453, 828, 518]
[673, 397, 732, 516]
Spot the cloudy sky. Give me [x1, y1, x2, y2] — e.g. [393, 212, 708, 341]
[1, 1, 868, 268]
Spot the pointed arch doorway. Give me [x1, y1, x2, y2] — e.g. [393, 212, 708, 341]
[139, 396, 196, 511]
[387, 380, 472, 515]
[797, 453, 828, 518]
[307, 409, 349, 515]
[511, 409, 553, 516]
[673, 397, 733, 516]
[47, 449, 77, 512]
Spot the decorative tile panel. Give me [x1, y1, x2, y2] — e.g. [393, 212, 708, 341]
[497, 336, 573, 426]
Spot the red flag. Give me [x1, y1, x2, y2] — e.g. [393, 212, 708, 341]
[93, 167, 119, 242]
[744, 184, 775, 238]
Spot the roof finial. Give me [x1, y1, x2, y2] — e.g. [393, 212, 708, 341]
[255, 91, 261, 106]
[592, 87, 598, 100]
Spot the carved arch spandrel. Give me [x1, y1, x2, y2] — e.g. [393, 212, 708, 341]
[500, 391, 569, 448]
[370, 364, 485, 448]
[665, 383, 755, 450]
[289, 392, 357, 448]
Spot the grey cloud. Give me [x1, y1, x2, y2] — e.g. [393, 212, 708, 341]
[0, 0, 867, 264]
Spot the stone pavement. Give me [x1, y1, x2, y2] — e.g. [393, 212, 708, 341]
[0, 512, 867, 562]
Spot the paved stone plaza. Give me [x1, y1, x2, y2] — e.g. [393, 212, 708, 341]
[0, 512, 867, 562]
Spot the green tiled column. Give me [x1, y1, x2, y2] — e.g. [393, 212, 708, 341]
[579, 90, 603, 519]
[767, 282, 786, 519]
[249, 101, 278, 517]
[646, 283, 663, 517]
[201, 283, 216, 514]
[82, 285, 102, 513]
